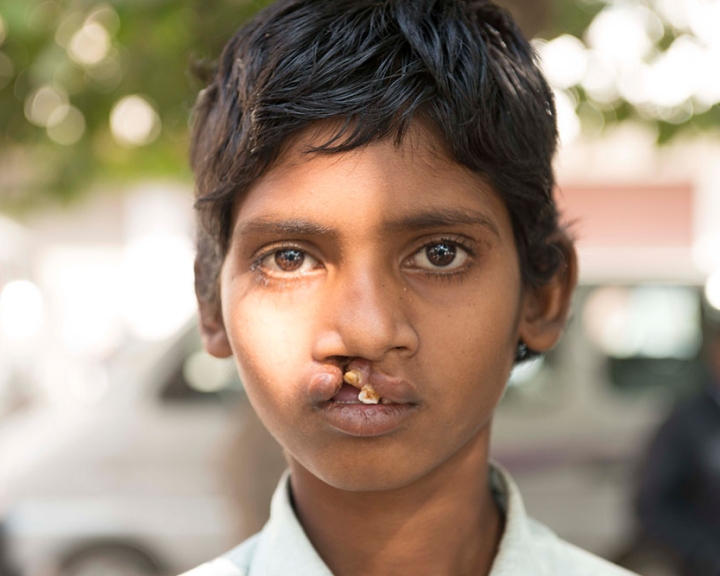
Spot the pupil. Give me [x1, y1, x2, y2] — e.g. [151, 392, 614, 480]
[427, 243, 456, 267]
[275, 249, 304, 271]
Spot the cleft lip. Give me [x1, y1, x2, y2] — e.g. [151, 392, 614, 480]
[307, 368, 344, 404]
[307, 361, 420, 407]
[339, 359, 419, 406]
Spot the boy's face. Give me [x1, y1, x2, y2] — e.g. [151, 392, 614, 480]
[202, 123, 567, 491]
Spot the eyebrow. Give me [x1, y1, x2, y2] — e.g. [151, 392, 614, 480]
[235, 218, 339, 239]
[234, 208, 500, 240]
[383, 208, 500, 238]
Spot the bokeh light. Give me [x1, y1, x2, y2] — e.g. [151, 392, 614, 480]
[0, 12, 6, 45]
[529, 0, 720, 135]
[583, 286, 701, 359]
[39, 246, 124, 357]
[183, 351, 236, 393]
[536, 34, 588, 90]
[585, 5, 661, 66]
[46, 105, 86, 146]
[24, 85, 69, 128]
[110, 95, 162, 147]
[54, 13, 84, 48]
[645, 36, 701, 109]
[86, 4, 121, 37]
[581, 50, 619, 105]
[694, 232, 720, 274]
[656, 0, 691, 29]
[0, 280, 44, 341]
[67, 21, 111, 67]
[554, 89, 581, 146]
[686, 0, 720, 45]
[705, 270, 720, 311]
[121, 234, 196, 341]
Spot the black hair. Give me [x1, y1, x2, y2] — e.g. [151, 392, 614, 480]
[191, 0, 567, 309]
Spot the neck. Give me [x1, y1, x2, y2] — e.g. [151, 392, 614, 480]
[289, 427, 503, 576]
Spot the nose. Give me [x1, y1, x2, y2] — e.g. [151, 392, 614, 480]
[312, 264, 420, 363]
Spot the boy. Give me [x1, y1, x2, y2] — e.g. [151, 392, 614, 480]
[186, 1, 636, 574]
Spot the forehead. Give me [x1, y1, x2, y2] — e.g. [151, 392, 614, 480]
[233, 122, 511, 239]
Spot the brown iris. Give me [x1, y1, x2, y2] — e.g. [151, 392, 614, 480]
[275, 249, 305, 271]
[426, 243, 456, 267]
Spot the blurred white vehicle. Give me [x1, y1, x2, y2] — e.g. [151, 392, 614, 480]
[0, 322, 248, 576]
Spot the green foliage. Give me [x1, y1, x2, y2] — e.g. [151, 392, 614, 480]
[545, 0, 604, 39]
[0, 0, 272, 212]
[543, 0, 720, 146]
[1, 0, 719, 211]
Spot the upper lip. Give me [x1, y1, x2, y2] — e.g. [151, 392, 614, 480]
[307, 362, 421, 406]
[368, 372, 418, 405]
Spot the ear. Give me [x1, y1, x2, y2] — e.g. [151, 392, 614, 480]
[195, 259, 233, 359]
[518, 236, 578, 353]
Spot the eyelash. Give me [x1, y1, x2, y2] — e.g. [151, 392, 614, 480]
[249, 236, 477, 283]
[405, 235, 477, 281]
[250, 242, 319, 274]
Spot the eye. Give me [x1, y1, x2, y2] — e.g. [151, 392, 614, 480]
[407, 241, 470, 272]
[259, 248, 320, 275]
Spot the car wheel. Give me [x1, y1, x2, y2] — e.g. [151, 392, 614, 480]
[59, 546, 161, 576]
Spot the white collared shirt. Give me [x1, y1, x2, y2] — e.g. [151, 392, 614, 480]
[181, 465, 637, 576]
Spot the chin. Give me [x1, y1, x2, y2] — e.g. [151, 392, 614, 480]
[294, 446, 438, 493]
[316, 466, 423, 493]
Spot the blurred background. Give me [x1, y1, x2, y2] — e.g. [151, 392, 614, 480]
[2, 0, 720, 574]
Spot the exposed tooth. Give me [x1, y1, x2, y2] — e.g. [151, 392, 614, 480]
[380, 397, 391, 405]
[358, 385, 380, 404]
[343, 369, 363, 388]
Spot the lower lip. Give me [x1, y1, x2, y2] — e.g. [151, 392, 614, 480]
[319, 402, 418, 437]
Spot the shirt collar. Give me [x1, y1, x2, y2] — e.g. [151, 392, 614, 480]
[248, 463, 544, 576]
[250, 469, 332, 576]
[486, 463, 547, 575]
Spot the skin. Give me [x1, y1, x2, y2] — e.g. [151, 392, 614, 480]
[199, 122, 577, 576]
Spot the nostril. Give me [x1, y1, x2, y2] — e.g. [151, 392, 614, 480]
[328, 356, 353, 371]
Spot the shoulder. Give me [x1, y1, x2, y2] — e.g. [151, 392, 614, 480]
[525, 518, 638, 576]
[489, 463, 637, 576]
[178, 535, 259, 576]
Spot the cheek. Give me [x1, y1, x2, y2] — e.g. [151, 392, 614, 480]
[413, 265, 521, 413]
[220, 278, 319, 406]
